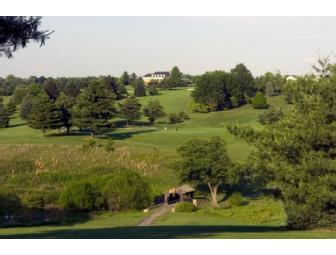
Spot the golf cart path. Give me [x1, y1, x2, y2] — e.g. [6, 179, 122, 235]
[137, 204, 175, 226]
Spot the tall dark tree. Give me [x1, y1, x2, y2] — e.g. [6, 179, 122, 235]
[168, 66, 184, 88]
[121, 71, 130, 86]
[43, 79, 59, 101]
[20, 96, 33, 120]
[230, 63, 256, 105]
[0, 16, 52, 58]
[129, 72, 137, 85]
[0, 98, 10, 128]
[27, 94, 63, 136]
[56, 94, 75, 133]
[72, 79, 116, 138]
[192, 71, 232, 111]
[118, 96, 142, 126]
[134, 78, 146, 97]
[64, 79, 81, 98]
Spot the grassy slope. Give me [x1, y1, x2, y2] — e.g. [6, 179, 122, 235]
[0, 89, 289, 160]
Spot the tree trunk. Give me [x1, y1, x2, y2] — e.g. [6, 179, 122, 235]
[90, 130, 94, 140]
[208, 183, 219, 207]
[66, 127, 70, 134]
[43, 129, 46, 137]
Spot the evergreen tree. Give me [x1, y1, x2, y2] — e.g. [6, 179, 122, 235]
[20, 96, 33, 120]
[28, 94, 63, 136]
[118, 96, 142, 126]
[6, 98, 16, 116]
[252, 92, 268, 109]
[72, 79, 116, 138]
[134, 78, 146, 97]
[121, 71, 130, 86]
[143, 99, 166, 124]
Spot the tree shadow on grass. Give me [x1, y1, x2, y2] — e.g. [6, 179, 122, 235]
[0, 225, 287, 239]
[7, 123, 26, 128]
[101, 129, 157, 141]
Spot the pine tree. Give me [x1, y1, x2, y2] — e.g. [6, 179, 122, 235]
[72, 79, 116, 138]
[0, 98, 10, 128]
[28, 94, 63, 136]
[119, 96, 142, 126]
[252, 92, 268, 109]
[134, 78, 146, 97]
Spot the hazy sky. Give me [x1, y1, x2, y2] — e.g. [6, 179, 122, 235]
[1, 16, 336, 78]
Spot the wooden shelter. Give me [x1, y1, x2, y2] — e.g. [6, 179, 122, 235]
[164, 184, 195, 205]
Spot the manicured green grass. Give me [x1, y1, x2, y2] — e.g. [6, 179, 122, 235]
[0, 89, 289, 161]
[1, 198, 336, 238]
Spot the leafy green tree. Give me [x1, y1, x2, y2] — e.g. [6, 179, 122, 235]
[252, 92, 268, 109]
[121, 71, 130, 86]
[0, 16, 52, 58]
[55, 94, 75, 133]
[43, 79, 59, 101]
[20, 96, 33, 120]
[168, 66, 184, 88]
[192, 71, 232, 111]
[143, 99, 166, 123]
[133, 78, 146, 97]
[178, 137, 235, 207]
[230, 63, 256, 105]
[12, 85, 28, 105]
[228, 66, 336, 229]
[102, 76, 127, 100]
[72, 79, 116, 138]
[0, 98, 10, 128]
[118, 96, 142, 126]
[6, 98, 16, 116]
[28, 94, 63, 136]
[130, 72, 137, 85]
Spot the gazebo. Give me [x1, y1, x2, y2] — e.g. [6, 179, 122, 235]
[164, 184, 195, 205]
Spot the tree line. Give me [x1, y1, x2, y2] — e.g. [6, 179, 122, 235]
[191, 63, 286, 112]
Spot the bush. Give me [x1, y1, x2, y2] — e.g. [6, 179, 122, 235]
[175, 202, 196, 212]
[252, 92, 268, 109]
[148, 86, 159, 96]
[258, 107, 284, 125]
[103, 169, 150, 211]
[168, 113, 183, 124]
[226, 192, 244, 208]
[189, 101, 210, 113]
[59, 181, 103, 211]
[178, 111, 189, 120]
[104, 139, 115, 152]
[0, 191, 22, 216]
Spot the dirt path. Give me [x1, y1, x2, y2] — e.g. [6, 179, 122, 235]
[137, 204, 175, 226]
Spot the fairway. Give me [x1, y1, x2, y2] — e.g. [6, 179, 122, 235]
[0, 89, 289, 160]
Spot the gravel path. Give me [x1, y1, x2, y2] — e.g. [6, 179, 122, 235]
[137, 204, 175, 226]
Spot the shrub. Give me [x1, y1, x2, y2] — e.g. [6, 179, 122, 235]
[189, 101, 210, 113]
[226, 192, 244, 208]
[104, 139, 115, 152]
[252, 92, 268, 109]
[0, 191, 22, 216]
[148, 86, 159, 96]
[258, 107, 284, 125]
[103, 169, 150, 211]
[175, 202, 196, 212]
[168, 113, 183, 124]
[59, 181, 103, 211]
[178, 111, 189, 120]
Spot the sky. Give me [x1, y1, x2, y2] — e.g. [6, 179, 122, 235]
[1, 16, 336, 78]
